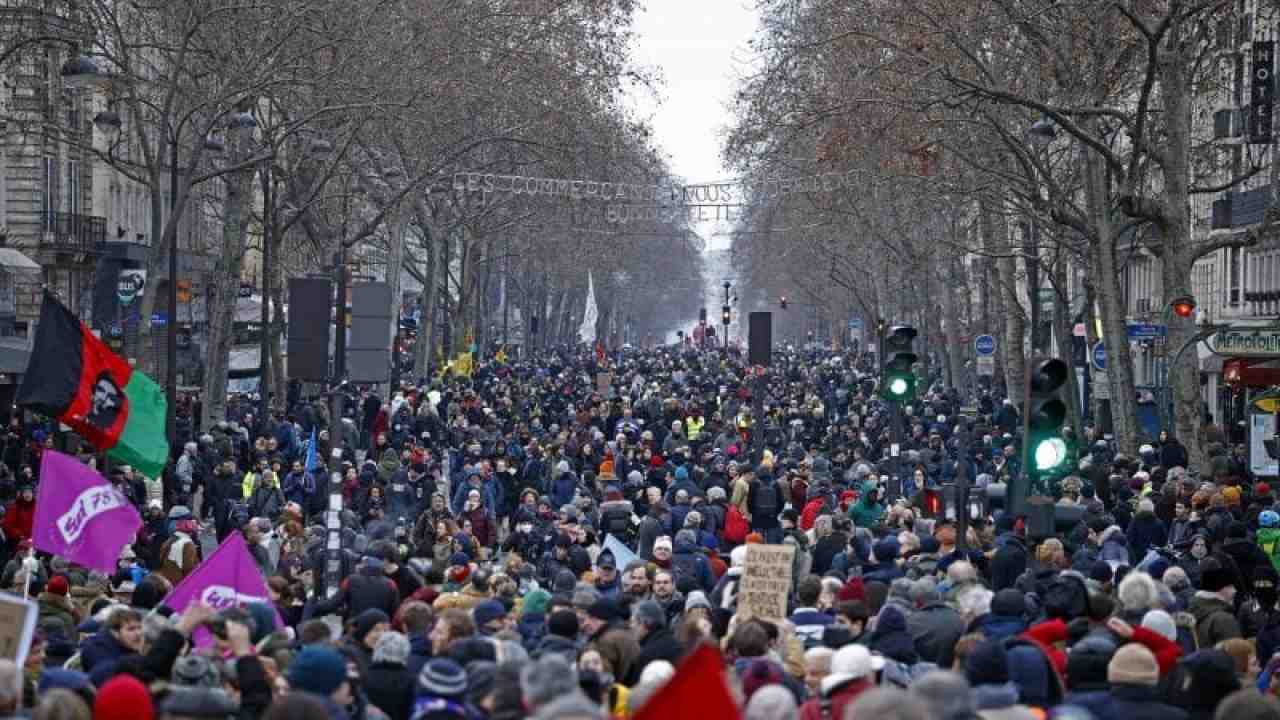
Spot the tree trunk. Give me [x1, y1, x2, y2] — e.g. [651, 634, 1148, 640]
[200, 134, 255, 431]
[1158, 47, 1206, 470]
[268, 245, 286, 413]
[1084, 148, 1140, 453]
[386, 211, 406, 386]
[980, 202, 1010, 394]
[991, 200, 1027, 402]
[942, 255, 965, 395]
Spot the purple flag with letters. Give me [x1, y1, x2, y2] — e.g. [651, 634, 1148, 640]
[33, 450, 142, 573]
[161, 531, 281, 634]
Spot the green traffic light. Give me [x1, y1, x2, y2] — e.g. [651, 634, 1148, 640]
[888, 376, 909, 396]
[1034, 436, 1068, 471]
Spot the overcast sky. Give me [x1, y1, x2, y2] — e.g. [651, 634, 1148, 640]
[626, 0, 759, 184]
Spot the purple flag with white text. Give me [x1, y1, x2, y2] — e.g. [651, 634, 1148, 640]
[33, 450, 142, 573]
[161, 531, 281, 631]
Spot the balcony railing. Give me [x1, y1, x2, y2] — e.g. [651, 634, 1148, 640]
[41, 212, 105, 253]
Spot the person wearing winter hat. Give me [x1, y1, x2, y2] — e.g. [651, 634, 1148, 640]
[95, 673, 155, 720]
[472, 599, 508, 636]
[1191, 557, 1243, 648]
[365, 631, 415, 720]
[964, 637, 1036, 719]
[798, 643, 881, 720]
[161, 687, 240, 719]
[684, 590, 712, 621]
[412, 658, 471, 720]
[36, 575, 79, 636]
[1076, 644, 1186, 720]
[289, 644, 355, 720]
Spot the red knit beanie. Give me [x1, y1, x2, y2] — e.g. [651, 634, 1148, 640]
[95, 674, 154, 720]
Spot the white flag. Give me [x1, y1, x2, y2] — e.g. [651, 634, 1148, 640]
[578, 271, 598, 344]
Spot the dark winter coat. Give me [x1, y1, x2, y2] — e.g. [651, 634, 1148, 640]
[364, 661, 415, 720]
[1126, 512, 1168, 561]
[1071, 683, 1187, 720]
[990, 533, 1028, 591]
[909, 601, 965, 666]
[868, 606, 918, 664]
[629, 627, 684, 685]
[1189, 592, 1242, 648]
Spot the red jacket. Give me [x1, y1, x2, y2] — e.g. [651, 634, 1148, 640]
[800, 498, 825, 531]
[1022, 618, 1069, 678]
[800, 677, 872, 720]
[2, 497, 35, 544]
[1129, 625, 1183, 675]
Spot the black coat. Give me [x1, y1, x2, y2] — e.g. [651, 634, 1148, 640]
[630, 627, 684, 685]
[1073, 683, 1187, 720]
[990, 533, 1027, 592]
[364, 662, 415, 720]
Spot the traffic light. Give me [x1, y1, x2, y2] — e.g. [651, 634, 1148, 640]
[780, 296, 788, 310]
[699, 307, 708, 323]
[722, 305, 731, 325]
[880, 324, 918, 402]
[1027, 357, 1069, 475]
[1170, 295, 1196, 319]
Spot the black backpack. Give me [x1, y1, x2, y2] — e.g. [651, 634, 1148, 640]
[603, 507, 631, 540]
[754, 479, 780, 517]
[672, 552, 700, 590]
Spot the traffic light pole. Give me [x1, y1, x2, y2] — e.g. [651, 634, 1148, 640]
[1011, 355, 1035, 516]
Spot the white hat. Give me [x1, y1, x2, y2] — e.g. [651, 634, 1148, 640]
[1142, 609, 1177, 642]
[821, 645, 884, 693]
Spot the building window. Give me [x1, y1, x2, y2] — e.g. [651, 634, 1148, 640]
[42, 157, 58, 230]
[66, 160, 80, 216]
[1230, 246, 1242, 306]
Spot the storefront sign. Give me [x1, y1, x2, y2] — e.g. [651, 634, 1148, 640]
[1209, 328, 1280, 357]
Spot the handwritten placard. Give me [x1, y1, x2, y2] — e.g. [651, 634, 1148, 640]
[738, 544, 796, 622]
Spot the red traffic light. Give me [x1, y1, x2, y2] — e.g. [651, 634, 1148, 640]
[1171, 295, 1196, 318]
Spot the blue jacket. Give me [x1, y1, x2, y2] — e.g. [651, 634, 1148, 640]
[550, 471, 578, 509]
[79, 629, 133, 674]
[672, 537, 715, 592]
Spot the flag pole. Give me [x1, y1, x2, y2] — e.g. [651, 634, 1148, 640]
[22, 548, 35, 600]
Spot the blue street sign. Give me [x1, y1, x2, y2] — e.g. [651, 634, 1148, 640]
[974, 335, 997, 356]
[1092, 342, 1107, 371]
[849, 317, 864, 330]
[152, 313, 167, 327]
[1127, 323, 1167, 340]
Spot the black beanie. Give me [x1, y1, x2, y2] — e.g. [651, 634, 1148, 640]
[548, 609, 579, 639]
[965, 638, 1009, 686]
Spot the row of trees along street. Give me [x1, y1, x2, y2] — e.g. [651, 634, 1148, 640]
[1, 0, 706, 429]
[723, 0, 1280, 464]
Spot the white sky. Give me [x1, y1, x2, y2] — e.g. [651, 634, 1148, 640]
[625, 0, 759, 337]
[625, 0, 759, 185]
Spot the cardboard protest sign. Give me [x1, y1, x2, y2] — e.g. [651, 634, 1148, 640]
[737, 543, 795, 622]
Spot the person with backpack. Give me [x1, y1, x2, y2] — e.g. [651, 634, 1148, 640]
[670, 529, 715, 593]
[748, 468, 785, 543]
[599, 484, 635, 543]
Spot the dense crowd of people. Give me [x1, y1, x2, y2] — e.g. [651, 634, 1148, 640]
[0, 344, 1276, 720]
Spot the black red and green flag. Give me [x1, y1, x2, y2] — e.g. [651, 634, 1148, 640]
[17, 291, 169, 477]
